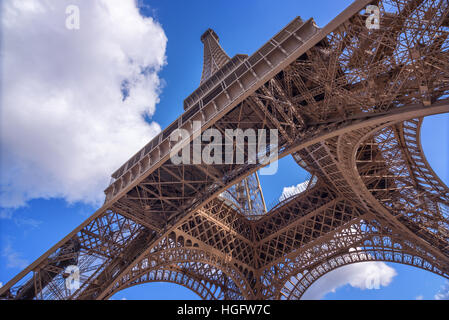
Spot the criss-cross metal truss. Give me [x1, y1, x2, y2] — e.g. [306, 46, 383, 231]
[1, 0, 449, 300]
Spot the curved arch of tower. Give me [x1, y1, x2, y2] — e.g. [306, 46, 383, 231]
[105, 261, 245, 300]
[1, 0, 448, 300]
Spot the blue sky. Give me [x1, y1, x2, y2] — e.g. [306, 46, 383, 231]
[1, 0, 448, 300]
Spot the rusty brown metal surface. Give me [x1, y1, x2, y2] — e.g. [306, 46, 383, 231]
[1, 0, 448, 300]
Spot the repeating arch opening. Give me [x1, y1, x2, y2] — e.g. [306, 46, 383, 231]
[107, 267, 219, 300]
[421, 114, 449, 190]
[277, 244, 449, 300]
[109, 281, 202, 300]
[104, 246, 250, 300]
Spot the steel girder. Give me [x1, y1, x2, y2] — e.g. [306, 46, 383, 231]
[1, 0, 449, 300]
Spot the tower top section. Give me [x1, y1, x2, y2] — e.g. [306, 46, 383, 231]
[201, 28, 220, 43]
[200, 28, 230, 84]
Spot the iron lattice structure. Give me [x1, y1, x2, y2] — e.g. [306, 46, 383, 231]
[1, 0, 449, 300]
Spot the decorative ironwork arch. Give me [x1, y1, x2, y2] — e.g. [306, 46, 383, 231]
[275, 218, 449, 300]
[1, 0, 448, 301]
[105, 263, 239, 300]
[279, 249, 449, 300]
[274, 114, 449, 300]
[103, 245, 251, 300]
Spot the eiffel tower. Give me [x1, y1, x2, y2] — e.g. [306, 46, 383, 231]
[1, 0, 449, 300]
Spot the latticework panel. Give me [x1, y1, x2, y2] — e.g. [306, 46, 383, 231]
[2, 0, 449, 300]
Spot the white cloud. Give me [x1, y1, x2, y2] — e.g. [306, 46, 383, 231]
[0, 0, 167, 208]
[434, 281, 449, 300]
[279, 176, 318, 202]
[415, 295, 424, 300]
[2, 242, 28, 270]
[0, 209, 13, 219]
[280, 180, 310, 202]
[13, 216, 42, 229]
[0, 209, 42, 229]
[302, 262, 397, 300]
